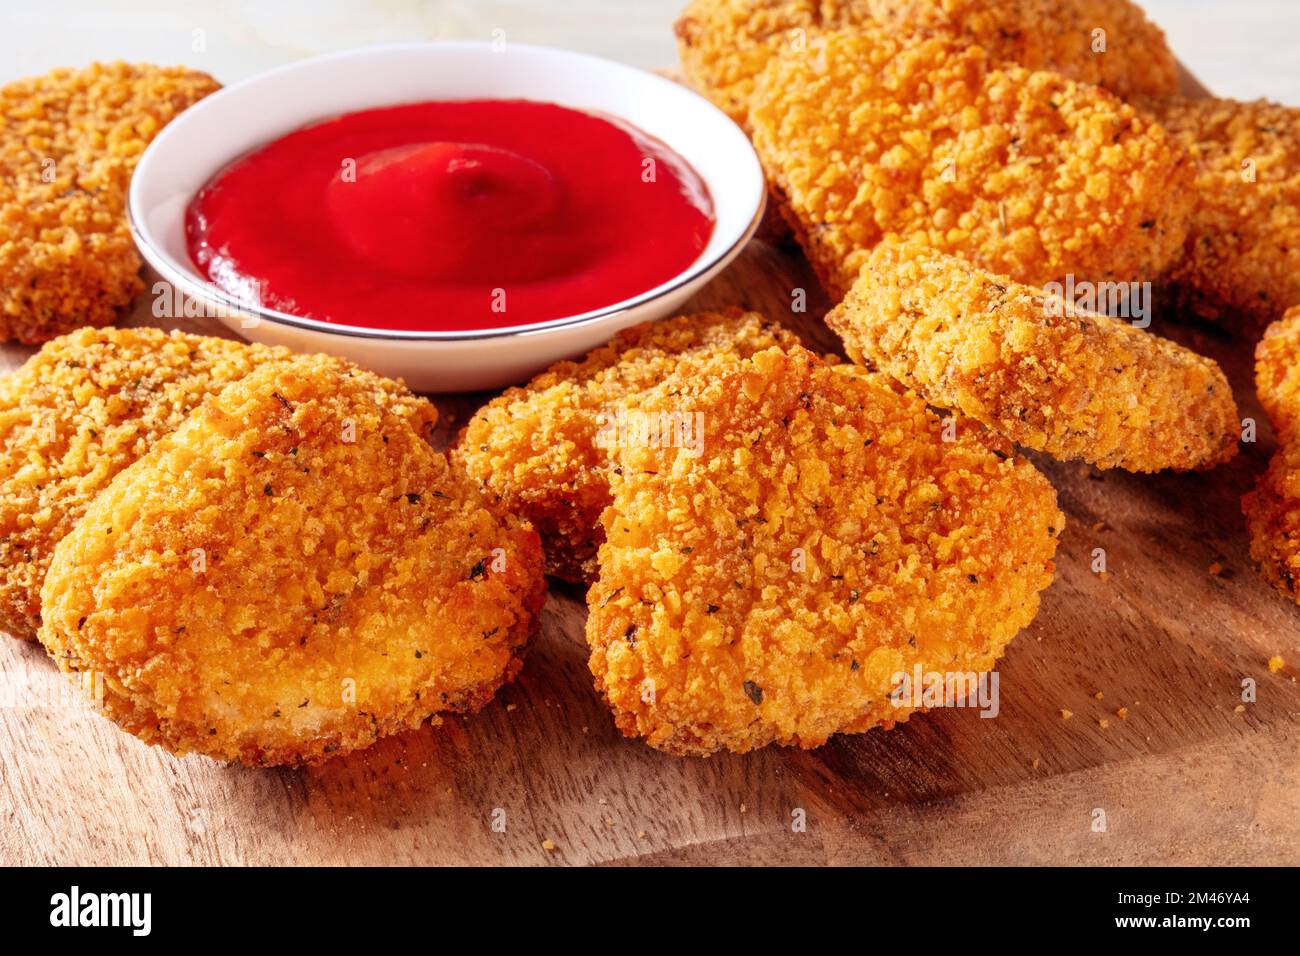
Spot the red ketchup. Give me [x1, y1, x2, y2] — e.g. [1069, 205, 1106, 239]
[185, 99, 716, 332]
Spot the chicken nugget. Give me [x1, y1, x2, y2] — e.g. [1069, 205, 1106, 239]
[748, 27, 1192, 299]
[39, 356, 544, 766]
[866, 0, 1178, 99]
[0, 63, 220, 343]
[587, 345, 1062, 755]
[1244, 307, 1300, 601]
[828, 243, 1239, 472]
[1134, 95, 1300, 327]
[675, 0, 1178, 129]
[0, 326, 435, 641]
[453, 309, 801, 582]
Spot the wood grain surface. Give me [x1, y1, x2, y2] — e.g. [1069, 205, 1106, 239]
[1, 65, 1297, 867]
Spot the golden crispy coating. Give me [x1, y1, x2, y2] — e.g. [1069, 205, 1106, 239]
[0, 63, 220, 343]
[675, 0, 1179, 128]
[453, 309, 801, 582]
[748, 27, 1192, 299]
[587, 346, 1062, 755]
[864, 0, 1178, 99]
[0, 326, 435, 641]
[39, 357, 544, 766]
[1244, 307, 1300, 601]
[1253, 308, 1300, 436]
[676, 0, 815, 127]
[827, 243, 1239, 472]
[1134, 95, 1300, 327]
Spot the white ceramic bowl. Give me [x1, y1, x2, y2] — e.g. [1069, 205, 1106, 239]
[128, 41, 765, 393]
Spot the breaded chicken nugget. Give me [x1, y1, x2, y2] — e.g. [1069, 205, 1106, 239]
[864, 0, 1178, 99]
[1134, 95, 1300, 327]
[828, 243, 1239, 472]
[1244, 307, 1300, 601]
[0, 326, 435, 641]
[748, 27, 1192, 299]
[39, 357, 544, 766]
[0, 63, 219, 343]
[453, 309, 800, 582]
[675, 0, 1178, 128]
[587, 346, 1062, 755]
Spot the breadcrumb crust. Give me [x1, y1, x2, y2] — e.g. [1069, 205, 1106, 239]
[0, 326, 435, 641]
[827, 243, 1240, 472]
[675, 0, 1179, 128]
[39, 357, 544, 766]
[453, 309, 801, 582]
[587, 345, 1062, 755]
[0, 63, 219, 343]
[1135, 95, 1300, 327]
[747, 27, 1192, 298]
[1244, 307, 1300, 601]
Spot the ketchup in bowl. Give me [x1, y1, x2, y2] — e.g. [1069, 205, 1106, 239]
[185, 99, 716, 333]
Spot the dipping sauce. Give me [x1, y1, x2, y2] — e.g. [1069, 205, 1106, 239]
[185, 99, 716, 332]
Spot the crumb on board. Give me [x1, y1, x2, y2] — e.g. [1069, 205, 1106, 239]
[1269, 655, 1286, 673]
[1098, 718, 1110, 730]
[541, 838, 557, 852]
[1061, 709, 1073, 720]
[1117, 707, 1129, 720]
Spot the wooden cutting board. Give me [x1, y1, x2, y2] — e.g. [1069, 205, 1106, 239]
[2, 65, 1298, 867]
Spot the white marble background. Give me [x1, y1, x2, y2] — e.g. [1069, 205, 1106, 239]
[0, 0, 1296, 103]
